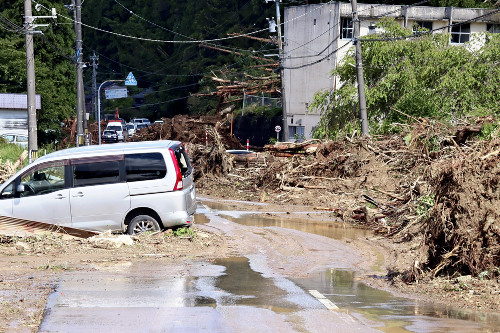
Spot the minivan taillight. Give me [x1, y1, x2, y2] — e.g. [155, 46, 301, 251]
[169, 148, 183, 191]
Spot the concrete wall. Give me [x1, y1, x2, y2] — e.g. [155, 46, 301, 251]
[283, 2, 500, 140]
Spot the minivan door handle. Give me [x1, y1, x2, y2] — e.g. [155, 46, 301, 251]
[72, 192, 84, 198]
[55, 194, 66, 199]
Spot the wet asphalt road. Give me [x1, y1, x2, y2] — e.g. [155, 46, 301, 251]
[38, 201, 500, 332]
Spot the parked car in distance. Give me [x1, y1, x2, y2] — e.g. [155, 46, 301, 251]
[106, 123, 126, 141]
[126, 123, 136, 137]
[108, 118, 127, 127]
[101, 130, 118, 143]
[153, 120, 164, 124]
[1, 133, 29, 148]
[131, 118, 151, 126]
[136, 123, 148, 131]
[0, 141, 196, 235]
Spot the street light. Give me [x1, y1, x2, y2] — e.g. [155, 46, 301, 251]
[97, 80, 123, 145]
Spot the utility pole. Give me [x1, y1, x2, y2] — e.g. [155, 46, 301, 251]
[351, 0, 369, 136]
[90, 52, 99, 121]
[73, 0, 85, 146]
[24, 0, 37, 160]
[266, 0, 287, 141]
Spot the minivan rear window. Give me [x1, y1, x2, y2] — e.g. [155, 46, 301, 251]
[125, 153, 166, 182]
[73, 161, 120, 186]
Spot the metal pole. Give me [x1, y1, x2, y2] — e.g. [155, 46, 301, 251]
[351, 0, 369, 136]
[275, 0, 288, 141]
[90, 52, 98, 121]
[73, 0, 84, 146]
[24, 0, 38, 159]
[97, 80, 124, 145]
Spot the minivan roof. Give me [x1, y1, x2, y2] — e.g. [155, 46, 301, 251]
[36, 140, 180, 163]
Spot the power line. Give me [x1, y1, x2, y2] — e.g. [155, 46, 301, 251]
[282, 41, 351, 70]
[113, 0, 195, 41]
[0, 14, 24, 33]
[101, 95, 191, 113]
[32, 0, 335, 45]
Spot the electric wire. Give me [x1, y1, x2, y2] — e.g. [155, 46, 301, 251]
[33, 0, 335, 44]
[282, 41, 351, 70]
[0, 14, 24, 33]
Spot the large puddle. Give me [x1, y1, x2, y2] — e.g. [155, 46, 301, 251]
[198, 200, 500, 333]
[196, 200, 371, 241]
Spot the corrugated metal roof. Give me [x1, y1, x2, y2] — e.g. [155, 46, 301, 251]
[0, 93, 41, 110]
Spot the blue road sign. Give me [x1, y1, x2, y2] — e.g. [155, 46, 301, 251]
[125, 72, 137, 86]
[105, 87, 128, 99]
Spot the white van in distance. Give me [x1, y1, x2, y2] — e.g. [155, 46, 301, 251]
[0, 141, 196, 235]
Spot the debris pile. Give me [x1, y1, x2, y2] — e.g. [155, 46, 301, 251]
[194, 117, 500, 280]
[424, 138, 500, 277]
[0, 150, 28, 182]
[188, 127, 233, 179]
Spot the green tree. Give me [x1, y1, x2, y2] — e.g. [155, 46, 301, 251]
[310, 18, 500, 138]
[0, 1, 76, 144]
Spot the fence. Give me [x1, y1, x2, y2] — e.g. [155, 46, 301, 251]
[242, 93, 281, 115]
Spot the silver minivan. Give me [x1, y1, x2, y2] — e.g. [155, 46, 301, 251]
[0, 141, 196, 235]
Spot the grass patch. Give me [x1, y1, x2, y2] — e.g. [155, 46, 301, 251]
[0, 138, 27, 165]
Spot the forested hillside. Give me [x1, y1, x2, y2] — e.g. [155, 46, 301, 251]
[81, 0, 280, 119]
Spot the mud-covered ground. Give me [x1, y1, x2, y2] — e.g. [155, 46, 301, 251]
[0, 227, 231, 332]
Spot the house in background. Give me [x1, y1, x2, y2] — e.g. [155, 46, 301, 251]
[0, 93, 41, 137]
[283, 3, 500, 140]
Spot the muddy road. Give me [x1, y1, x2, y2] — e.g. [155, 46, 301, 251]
[28, 197, 499, 332]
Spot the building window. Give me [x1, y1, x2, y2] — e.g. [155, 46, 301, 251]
[288, 126, 305, 141]
[341, 18, 353, 39]
[450, 22, 470, 44]
[412, 21, 432, 34]
[487, 24, 500, 33]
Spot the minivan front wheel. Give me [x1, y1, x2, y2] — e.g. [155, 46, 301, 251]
[127, 215, 161, 235]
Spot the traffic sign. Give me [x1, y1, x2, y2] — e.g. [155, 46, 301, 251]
[105, 87, 128, 99]
[275, 125, 281, 132]
[125, 72, 137, 86]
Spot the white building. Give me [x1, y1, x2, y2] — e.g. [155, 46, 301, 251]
[283, 3, 500, 140]
[0, 93, 41, 136]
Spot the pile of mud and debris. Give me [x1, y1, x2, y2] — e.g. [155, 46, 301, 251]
[189, 117, 500, 285]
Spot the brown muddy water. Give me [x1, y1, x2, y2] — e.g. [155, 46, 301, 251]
[198, 200, 500, 333]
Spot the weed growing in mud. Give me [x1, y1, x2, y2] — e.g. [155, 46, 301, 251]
[173, 227, 196, 238]
[416, 195, 435, 218]
[478, 122, 499, 140]
[38, 262, 68, 271]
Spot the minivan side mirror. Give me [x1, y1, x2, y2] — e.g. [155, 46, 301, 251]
[16, 184, 26, 193]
